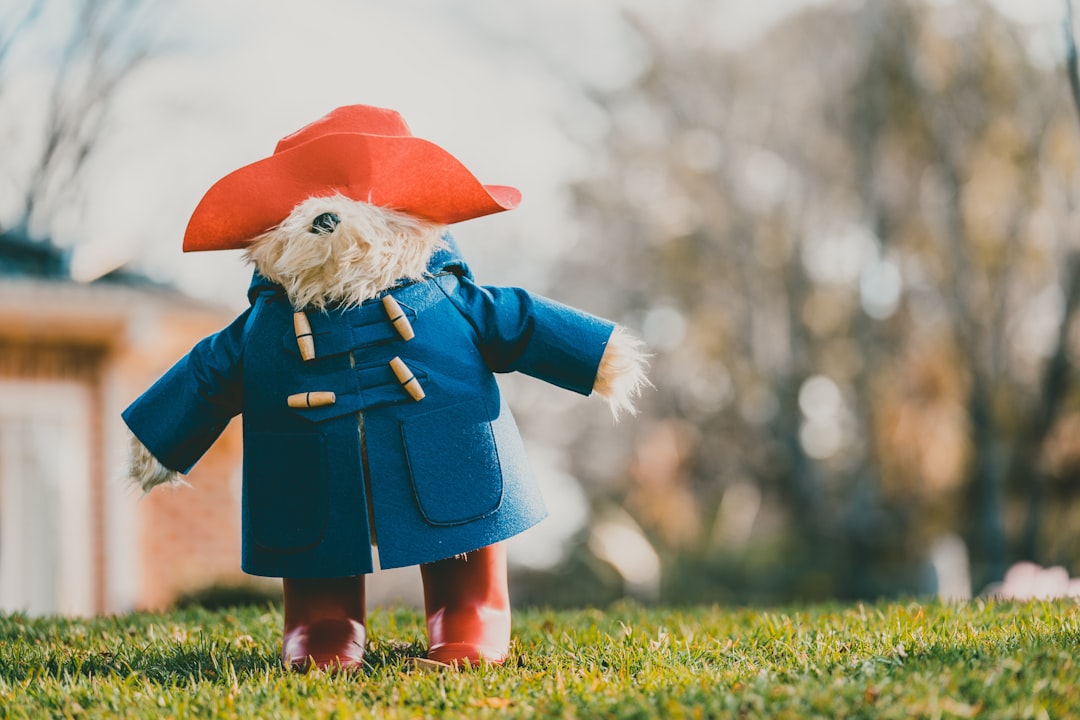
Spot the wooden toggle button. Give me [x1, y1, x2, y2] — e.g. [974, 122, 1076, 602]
[389, 356, 425, 401]
[287, 391, 336, 409]
[293, 312, 316, 361]
[382, 295, 415, 341]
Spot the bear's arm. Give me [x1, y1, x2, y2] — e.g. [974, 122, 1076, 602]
[121, 308, 250, 474]
[437, 274, 615, 395]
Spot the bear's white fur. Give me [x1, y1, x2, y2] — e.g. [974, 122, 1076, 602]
[246, 195, 444, 311]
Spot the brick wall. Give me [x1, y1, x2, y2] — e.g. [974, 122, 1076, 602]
[135, 421, 246, 609]
[115, 298, 248, 610]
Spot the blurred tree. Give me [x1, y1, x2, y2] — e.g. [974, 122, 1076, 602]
[551, 0, 1080, 602]
[0, 0, 167, 237]
[839, 0, 1080, 594]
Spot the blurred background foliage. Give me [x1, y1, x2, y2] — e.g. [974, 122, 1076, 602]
[518, 0, 1080, 605]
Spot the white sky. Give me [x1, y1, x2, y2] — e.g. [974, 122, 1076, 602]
[1, 0, 1069, 307]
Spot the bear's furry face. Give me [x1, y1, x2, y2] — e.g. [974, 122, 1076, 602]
[246, 195, 446, 310]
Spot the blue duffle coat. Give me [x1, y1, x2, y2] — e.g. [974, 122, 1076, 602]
[122, 238, 614, 577]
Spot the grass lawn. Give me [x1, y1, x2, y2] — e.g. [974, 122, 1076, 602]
[0, 599, 1078, 718]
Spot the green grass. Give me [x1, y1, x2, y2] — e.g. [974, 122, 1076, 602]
[1, 599, 1078, 719]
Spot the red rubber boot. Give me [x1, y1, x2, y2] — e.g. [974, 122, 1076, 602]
[420, 542, 511, 666]
[281, 576, 367, 671]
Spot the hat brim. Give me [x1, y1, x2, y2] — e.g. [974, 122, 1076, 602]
[183, 133, 521, 252]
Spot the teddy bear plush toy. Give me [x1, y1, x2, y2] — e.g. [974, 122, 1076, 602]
[124, 104, 648, 671]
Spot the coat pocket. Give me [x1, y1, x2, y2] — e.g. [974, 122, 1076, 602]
[401, 398, 503, 526]
[244, 431, 328, 552]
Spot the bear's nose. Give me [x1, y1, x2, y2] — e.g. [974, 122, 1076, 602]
[311, 212, 340, 235]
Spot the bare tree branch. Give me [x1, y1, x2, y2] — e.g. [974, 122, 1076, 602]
[1066, 0, 1080, 115]
[9, 0, 166, 234]
[0, 0, 45, 66]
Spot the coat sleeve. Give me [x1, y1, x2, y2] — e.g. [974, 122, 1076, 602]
[121, 309, 250, 473]
[440, 275, 616, 396]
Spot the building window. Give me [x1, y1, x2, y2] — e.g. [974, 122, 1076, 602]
[0, 380, 93, 615]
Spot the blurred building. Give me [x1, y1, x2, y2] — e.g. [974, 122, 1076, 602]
[0, 230, 245, 615]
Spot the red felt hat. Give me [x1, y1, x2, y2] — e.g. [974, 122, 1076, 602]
[183, 104, 521, 252]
